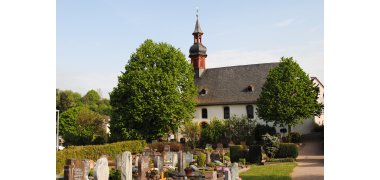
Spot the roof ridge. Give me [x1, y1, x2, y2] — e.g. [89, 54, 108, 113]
[204, 62, 280, 70]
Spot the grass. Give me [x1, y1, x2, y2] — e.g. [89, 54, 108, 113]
[240, 162, 297, 180]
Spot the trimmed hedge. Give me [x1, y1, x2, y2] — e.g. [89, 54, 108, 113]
[247, 145, 262, 164]
[148, 142, 184, 152]
[266, 158, 295, 162]
[276, 143, 298, 158]
[56, 140, 146, 174]
[230, 145, 244, 163]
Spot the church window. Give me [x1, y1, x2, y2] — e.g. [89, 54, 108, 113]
[246, 105, 254, 119]
[202, 108, 208, 119]
[224, 106, 230, 119]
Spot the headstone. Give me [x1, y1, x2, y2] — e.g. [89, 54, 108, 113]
[154, 156, 163, 172]
[64, 159, 89, 180]
[116, 154, 122, 169]
[224, 170, 231, 180]
[94, 156, 109, 180]
[138, 156, 150, 180]
[170, 152, 178, 168]
[121, 151, 132, 180]
[184, 152, 193, 167]
[135, 156, 139, 167]
[230, 163, 238, 180]
[206, 151, 211, 164]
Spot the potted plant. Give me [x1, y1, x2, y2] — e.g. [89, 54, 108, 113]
[185, 166, 193, 176]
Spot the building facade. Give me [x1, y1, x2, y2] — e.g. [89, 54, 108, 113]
[189, 16, 324, 135]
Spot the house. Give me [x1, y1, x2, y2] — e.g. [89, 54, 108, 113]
[189, 16, 324, 135]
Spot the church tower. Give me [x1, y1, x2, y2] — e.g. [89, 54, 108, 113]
[189, 14, 207, 78]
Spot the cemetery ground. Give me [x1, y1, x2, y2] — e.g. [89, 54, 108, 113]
[240, 162, 297, 180]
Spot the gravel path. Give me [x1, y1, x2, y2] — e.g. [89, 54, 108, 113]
[291, 133, 324, 180]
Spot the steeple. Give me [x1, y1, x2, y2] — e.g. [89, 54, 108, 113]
[189, 11, 207, 78]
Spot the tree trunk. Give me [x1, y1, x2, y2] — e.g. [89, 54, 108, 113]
[288, 125, 292, 134]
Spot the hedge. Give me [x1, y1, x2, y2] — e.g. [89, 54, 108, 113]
[147, 142, 184, 152]
[230, 145, 245, 163]
[56, 140, 146, 174]
[276, 143, 298, 158]
[266, 158, 295, 162]
[247, 145, 262, 164]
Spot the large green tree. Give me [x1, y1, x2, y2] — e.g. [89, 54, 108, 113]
[256, 57, 324, 133]
[110, 39, 197, 141]
[57, 90, 82, 112]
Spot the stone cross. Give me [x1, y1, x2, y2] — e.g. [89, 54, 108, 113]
[94, 156, 109, 180]
[138, 156, 150, 180]
[64, 159, 89, 180]
[230, 163, 239, 180]
[121, 151, 132, 180]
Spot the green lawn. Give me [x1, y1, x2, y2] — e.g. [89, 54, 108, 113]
[240, 162, 297, 180]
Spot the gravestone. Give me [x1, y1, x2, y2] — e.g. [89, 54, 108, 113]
[230, 163, 238, 180]
[64, 159, 89, 180]
[94, 156, 109, 180]
[224, 170, 231, 180]
[138, 156, 150, 180]
[116, 154, 122, 169]
[169, 152, 178, 168]
[177, 151, 184, 173]
[121, 151, 132, 180]
[183, 152, 193, 167]
[154, 156, 163, 172]
[206, 151, 211, 164]
[135, 156, 139, 167]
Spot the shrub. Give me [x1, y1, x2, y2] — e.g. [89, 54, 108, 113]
[207, 162, 217, 167]
[197, 153, 206, 167]
[289, 132, 301, 143]
[246, 145, 262, 164]
[109, 169, 121, 180]
[224, 116, 254, 145]
[266, 158, 295, 162]
[262, 134, 280, 158]
[253, 124, 276, 143]
[56, 140, 146, 174]
[148, 142, 184, 152]
[276, 143, 299, 158]
[230, 145, 244, 163]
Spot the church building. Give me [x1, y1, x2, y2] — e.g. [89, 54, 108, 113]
[188, 16, 324, 135]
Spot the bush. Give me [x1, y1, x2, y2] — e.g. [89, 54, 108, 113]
[289, 132, 301, 143]
[197, 153, 206, 167]
[276, 143, 299, 158]
[239, 158, 246, 165]
[266, 158, 295, 162]
[109, 169, 121, 180]
[56, 140, 146, 174]
[253, 124, 277, 143]
[262, 134, 280, 158]
[247, 145, 262, 164]
[230, 145, 244, 163]
[148, 142, 184, 152]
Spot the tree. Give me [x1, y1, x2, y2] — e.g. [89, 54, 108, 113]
[181, 121, 201, 149]
[224, 116, 255, 145]
[59, 106, 108, 145]
[57, 90, 82, 112]
[82, 89, 101, 105]
[256, 57, 324, 133]
[110, 39, 197, 141]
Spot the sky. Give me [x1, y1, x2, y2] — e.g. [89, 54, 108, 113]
[57, 0, 323, 98]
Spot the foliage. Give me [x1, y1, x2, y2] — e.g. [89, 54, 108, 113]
[253, 124, 277, 144]
[239, 158, 246, 165]
[82, 89, 101, 105]
[240, 162, 297, 180]
[56, 140, 146, 174]
[109, 169, 121, 180]
[181, 121, 201, 149]
[266, 158, 295, 162]
[256, 57, 324, 133]
[110, 39, 197, 141]
[147, 142, 184, 152]
[262, 134, 280, 158]
[197, 153, 206, 167]
[247, 145, 262, 164]
[276, 143, 299, 158]
[57, 89, 82, 112]
[230, 145, 245, 163]
[59, 106, 108, 145]
[288, 132, 301, 143]
[199, 118, 227, 147]
[224, 116, 255, 145]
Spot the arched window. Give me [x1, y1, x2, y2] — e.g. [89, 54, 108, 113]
[247, 85, 254, 92]
[246, 105, 254, 119]
[224, 106, 230, 119]
[202, 108, 208, 119]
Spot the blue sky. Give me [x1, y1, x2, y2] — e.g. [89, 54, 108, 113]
[57, 0, 323, 98]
